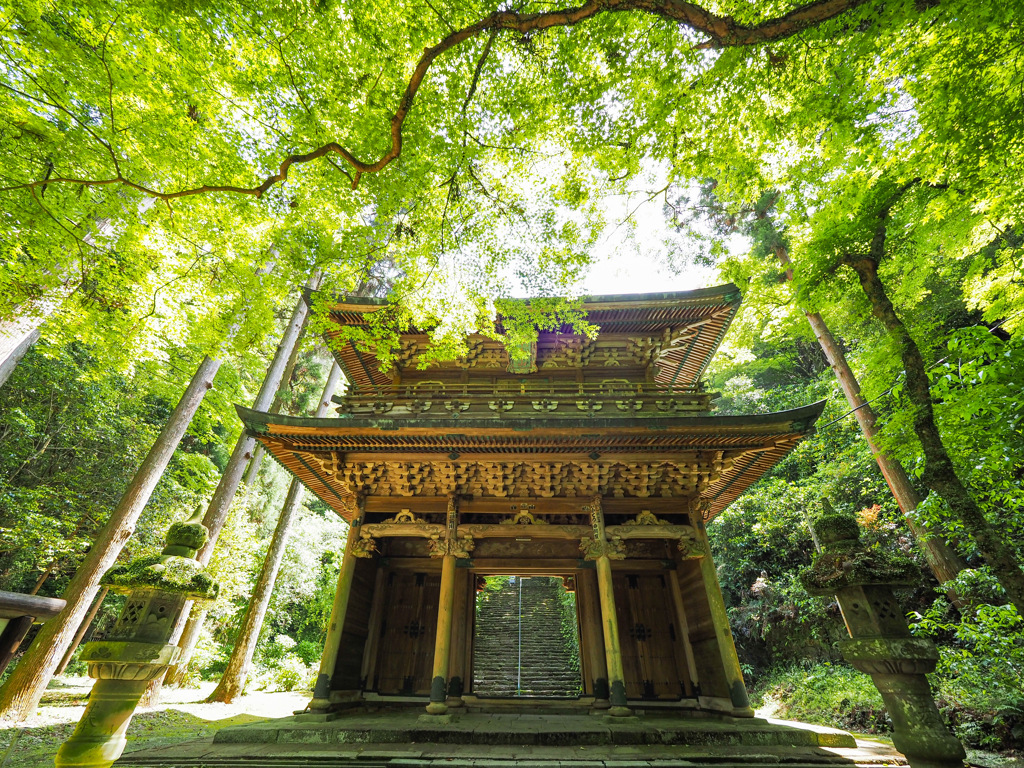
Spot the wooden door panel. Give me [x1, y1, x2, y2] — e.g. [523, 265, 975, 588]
[373, 570, 440, 695]
[613, 572, 684, 700]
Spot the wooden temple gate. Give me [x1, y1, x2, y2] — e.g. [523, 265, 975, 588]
[239, 286, 823, 717]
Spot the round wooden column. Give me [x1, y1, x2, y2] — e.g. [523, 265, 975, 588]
[426, 552, 457, 715]
[695, 522, 754, 717]
[309, 517, 362, 712]
[578, 569, 610, 708]
[446, 567, 470, 708]
[667, 567, 700, 697]
[595, 555, 631, 716]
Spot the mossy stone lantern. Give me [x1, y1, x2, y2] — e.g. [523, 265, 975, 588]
[801, 500, 965, 768]
[56, 511, 219, 768]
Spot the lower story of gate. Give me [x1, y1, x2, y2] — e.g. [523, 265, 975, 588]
[321, 507, 753, 718]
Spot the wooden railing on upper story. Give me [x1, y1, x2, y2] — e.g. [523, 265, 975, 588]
[333, 381, 716, 420]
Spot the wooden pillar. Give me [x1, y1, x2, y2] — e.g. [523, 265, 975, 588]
[582, 495, 630, 717]
[359, 564, 386, 690]
[594, 555, 630, 716]
[309, 510, 364, 712]
[695, 520, 753, 717]
[668, 567, 699, 697]
[427, 552, 457, 714]
[446, 567, 470, 708]
[425, 494, 473, 716]
[578, 569, 609, 708]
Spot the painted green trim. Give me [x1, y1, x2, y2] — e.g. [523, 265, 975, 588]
[235, 401, 827, 436]
[313, 284, 743, 321]
[706, 452, 764, 498]
[695, 297, 742, 382]
[349, 339, 379, 388]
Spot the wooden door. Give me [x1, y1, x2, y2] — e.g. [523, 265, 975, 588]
[373, 570, 441, 695]
[613, 572, 685, 699]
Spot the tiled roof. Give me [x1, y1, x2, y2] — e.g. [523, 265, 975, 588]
[237, 401, 824, 524]
[312, 284, 742, 391]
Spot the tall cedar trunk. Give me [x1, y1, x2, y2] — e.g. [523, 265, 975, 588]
[55, 587, 109, 675]
[0, 327, 40, 389]
[207, 481, 303, 702]
[29, 560, 56, 595]
[207, 362, 343, 703]
[774, 245, 966, 591]
[0, 216, 118, 387]
[0, 354, 222, 721]
[238, 313, 309, 513]
[847, 256, 1024, 614]
[154, 273, 321, 696]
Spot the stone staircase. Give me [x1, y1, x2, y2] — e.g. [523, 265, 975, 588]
[115, 711, 908, 768]
[472, 576, 582, 698]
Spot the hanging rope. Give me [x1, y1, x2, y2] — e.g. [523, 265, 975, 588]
[517, 576, 523, 696]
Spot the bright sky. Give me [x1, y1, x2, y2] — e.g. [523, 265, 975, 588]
[581, 187, 727, 297]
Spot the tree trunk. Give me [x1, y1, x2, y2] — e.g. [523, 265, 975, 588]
[29, 560, 57, 595]
[0, 215, 119, 387]
[238, 311, 309, 513]
[0, 354, 222, 721]
[55, 587, 108, 676]
[775, 245, 966, 591]
[206, 479, 305, 703]
[846, 256, 1024, 614]
[161, 604, 204, 688]
[155, 273, 321, 697]
[0, 327, 41, 389]
[196, 274, 321, 564]
[207, 362, 343, 703]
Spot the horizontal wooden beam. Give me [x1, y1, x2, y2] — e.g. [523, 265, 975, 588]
[0, 591, 66, 621]
[605, 524, 697, 540]
[458, 524, 591, 540]
[360, 521, 445, 539]
[362, 496, 698, 515]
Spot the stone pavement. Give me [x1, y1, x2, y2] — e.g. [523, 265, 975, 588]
[114, 710, 907, 767]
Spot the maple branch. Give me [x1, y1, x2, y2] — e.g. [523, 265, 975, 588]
[99, 16, 122, 176]
[867, 177, 921, 262]
[1, 0, 875, 201]
[463, 29, 498, 118]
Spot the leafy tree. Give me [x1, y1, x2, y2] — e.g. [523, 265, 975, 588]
[2, 0, 913, 366]
[0, 343, 230, 595]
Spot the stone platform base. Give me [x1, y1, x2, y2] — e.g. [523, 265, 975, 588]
[115, 710, 906, 768]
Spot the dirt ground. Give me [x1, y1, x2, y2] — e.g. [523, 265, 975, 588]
[0, 675, 310, 768]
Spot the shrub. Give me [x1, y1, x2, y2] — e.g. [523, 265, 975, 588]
[256, 654, 316, 693]
[752, 662, 890, 734]
[911, 596, 1024, 750]
[293, 639, 322, 666]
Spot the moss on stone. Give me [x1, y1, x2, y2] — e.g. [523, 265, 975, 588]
[102, 555, 219, 600]
[801, 541, 919, 595]
[165, 521, 208, 551]
[812, 513, 861, 546]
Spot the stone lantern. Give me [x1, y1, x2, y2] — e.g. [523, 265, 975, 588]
[56, 511, 219, 768]
[801, 501, 965, 768]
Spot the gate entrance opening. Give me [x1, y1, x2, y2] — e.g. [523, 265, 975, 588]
[472, 576, 582, 698]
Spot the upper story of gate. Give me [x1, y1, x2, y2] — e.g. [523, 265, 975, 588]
[324, 285, 742, 421]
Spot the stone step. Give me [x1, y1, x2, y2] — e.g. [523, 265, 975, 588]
[114, 711, 902, 768]
[119, 758, 903, 768]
